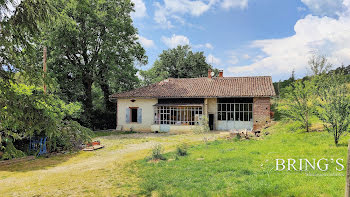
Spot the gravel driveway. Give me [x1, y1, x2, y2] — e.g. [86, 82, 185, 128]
[0, 132, 219, 196]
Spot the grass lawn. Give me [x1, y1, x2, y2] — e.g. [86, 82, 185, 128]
[0, 132, 217, 196]
[135, 121, 349, 196]
[0, 120, 349, 196]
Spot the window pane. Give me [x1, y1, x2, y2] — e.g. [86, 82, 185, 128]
[235, 104, 239, 112]
[131, 108, 138, 122]
[244, 112, 248, 121]
[222, 112, 226, 120]
[222, 104, 226, 111]
[231, 104, 235, 111]
[235, 112, 239, 121]
[249, 112, 252, 121]
[218, 104, 221, 111]
[240, 104, 243, 111]
[244, 104, 248, 111]
[218, 112, 222, 120]
[230, 112, 234, 120]
[240, 112, 244, 121]
[227, 104, 230, 111]
[249, 104, 253, 111]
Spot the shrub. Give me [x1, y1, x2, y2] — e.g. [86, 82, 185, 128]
[1, 140, 26, 160]
[148, 144, 166, 161]
[235, 134, 241, 141]
[192, 116, 210, 134]
[176, 143, 188, 156]
[0, 82, 91, 156]
[48, 121, 93, 152]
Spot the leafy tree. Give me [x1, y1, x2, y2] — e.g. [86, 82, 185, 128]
[140, 45, 217, 85]
[314, 73, 350, 145]
[1, 0, 52, 86]
[0, 0, 57, 156]
[44, 0, 147, 127]
[279, 79, 314, 132]
[273, 70, 296, 96]
[1, 1, 92, 157]
[0, 82, 89, 158]
[308, 53, 332, 76]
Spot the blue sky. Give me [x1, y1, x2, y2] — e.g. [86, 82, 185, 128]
[132, 0, 350, 81]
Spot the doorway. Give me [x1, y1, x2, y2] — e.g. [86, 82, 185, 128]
[209, 114, 214, 130]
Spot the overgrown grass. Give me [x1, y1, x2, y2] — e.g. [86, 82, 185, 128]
[136, 121, 349, 196]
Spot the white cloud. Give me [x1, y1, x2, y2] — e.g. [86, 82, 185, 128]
[131, 0, 147, 19]
[138, 36, 155, 48]
[228, 54, 239, 65]
[243, 54, 251, 59]
[154, 0, 248, 28]
[161, 34, 190, 48]
[301, 0, 344, 17]
[154, 2, 174, 28]
[221, 0, 248, 10]
[205, 43, 214, 49]
[154, 0, 213, 28]
[227, 0, 350, 80]
[297, 6, 307, 12]
[161, 34, 213, 49]
[194, 43, 214, 49]
[207, 54, 222, 65]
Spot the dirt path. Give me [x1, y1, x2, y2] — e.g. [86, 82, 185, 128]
[0, 132, 219, 196]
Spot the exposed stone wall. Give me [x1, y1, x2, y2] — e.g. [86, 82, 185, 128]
[253, 97, 271, 130]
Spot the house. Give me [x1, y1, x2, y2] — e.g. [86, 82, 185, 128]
[109, 70, 276, 133]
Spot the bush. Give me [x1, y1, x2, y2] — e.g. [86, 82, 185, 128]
[1, 140, 26, 160]
[48, 121, 93, 152]
[90, 110, 116, 130]
[0, 82, 93, 157]
[192, 116, 210, 134]
[176, 143, 188, 156]
[148, 144, 166, 161]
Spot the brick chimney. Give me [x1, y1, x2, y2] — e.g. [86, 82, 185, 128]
[208, 69, 212, 78]
[218, 70, 223, 77]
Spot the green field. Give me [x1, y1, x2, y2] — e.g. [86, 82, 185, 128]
[136, 121, 349, 196]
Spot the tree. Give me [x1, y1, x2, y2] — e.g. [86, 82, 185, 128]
[314, 73, 350, 145]
[279, 79, 314, 132]
[45, 0, 147, 128]
[1, 0, 52, 85]
[308, 53, 332, 76]
[140, 45, 217, 85]
[0, 0, 55, 155]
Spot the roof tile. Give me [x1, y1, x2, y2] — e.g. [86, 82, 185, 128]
[110, 76, 276, 98]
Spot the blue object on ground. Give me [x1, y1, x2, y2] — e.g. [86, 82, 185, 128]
[29, 137, 47, 156]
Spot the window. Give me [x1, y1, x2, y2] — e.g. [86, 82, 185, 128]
[130, 108, 138, 123]
[154, 106, 202, 125]
[217, 103, 253, 121]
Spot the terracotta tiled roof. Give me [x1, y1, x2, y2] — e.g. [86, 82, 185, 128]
[110, 76, 276, 98]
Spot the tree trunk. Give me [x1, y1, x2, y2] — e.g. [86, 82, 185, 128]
[100, 82, 114, 112]
[305, 113, 309, 132]
[82, 77, 93, 128]
[346, 139, 350, 197]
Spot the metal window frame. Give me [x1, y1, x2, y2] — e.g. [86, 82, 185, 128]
[154, 106, 203, 125]
[217, 103, 253, 122]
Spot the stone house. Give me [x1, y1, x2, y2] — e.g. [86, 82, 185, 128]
[109, 70, 276, 133]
